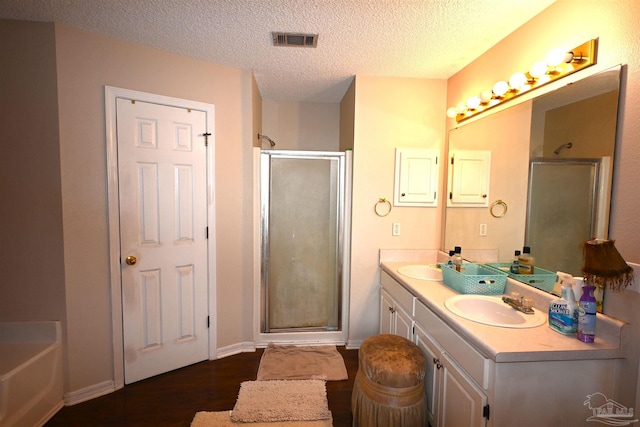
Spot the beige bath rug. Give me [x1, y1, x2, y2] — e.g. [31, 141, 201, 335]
[191, 410, 333, 426]
[230, 379, 332, 423]
[257, 343, 348, 381]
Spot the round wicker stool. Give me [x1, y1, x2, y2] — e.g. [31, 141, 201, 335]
[351, 334, 427, 427]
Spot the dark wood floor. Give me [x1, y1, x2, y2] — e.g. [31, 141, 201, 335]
[46, 346, 359, 427]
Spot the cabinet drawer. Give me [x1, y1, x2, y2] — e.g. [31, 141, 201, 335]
[415, 300, 491, 389]
[381, 271, 415, 316]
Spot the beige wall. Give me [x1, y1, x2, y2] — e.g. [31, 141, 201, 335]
[339, 80, 356, 152]
[349, 76, 447, 343]
[0, 21, 67, 326]
[262, 100, 340, 151]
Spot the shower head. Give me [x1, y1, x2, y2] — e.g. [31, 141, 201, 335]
[554, 142, 573, 155]
[258, 133, 276, 147]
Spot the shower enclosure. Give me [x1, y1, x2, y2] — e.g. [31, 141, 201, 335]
[257, 150, 351, 344]
[526, 158, 606, 276]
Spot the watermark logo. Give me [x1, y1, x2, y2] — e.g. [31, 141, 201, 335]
[584, 392, 638, 425]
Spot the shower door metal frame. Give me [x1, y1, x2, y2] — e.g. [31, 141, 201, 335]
[258, 150, 351, 343]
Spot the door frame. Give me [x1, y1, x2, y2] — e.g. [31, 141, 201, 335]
[105, 86, 217, 390]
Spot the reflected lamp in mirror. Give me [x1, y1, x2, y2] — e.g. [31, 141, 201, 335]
[582, 239, 634, 293]
[447, 39, 598, 123]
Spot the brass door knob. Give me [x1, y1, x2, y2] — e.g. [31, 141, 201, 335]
[125, 255, 137, 265]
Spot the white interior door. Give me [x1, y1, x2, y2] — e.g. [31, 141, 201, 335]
[116, 98, 209, 384]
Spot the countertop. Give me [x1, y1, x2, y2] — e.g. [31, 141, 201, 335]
[380, 261, 625, 363]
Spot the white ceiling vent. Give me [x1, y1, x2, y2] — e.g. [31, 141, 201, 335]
[272, 32, 318, 48]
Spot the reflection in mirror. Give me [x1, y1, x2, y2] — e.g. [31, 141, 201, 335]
[444, 65, 622, 290]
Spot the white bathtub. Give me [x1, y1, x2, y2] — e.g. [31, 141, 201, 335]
[0, 321, 63, 427]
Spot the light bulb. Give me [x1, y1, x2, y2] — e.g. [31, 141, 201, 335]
[446, 107, 458, 118]
[456, 102, 467, 114]
[529, 61, 549, 78]
[467, 96, 481, 110]
[509, 72, 527, 90]
[479, 89, 493, 104]
[545, 48, 568, 66]
[493, 81, 509, 97]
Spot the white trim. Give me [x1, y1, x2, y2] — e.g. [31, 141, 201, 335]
[215, 341, 257, 359]
[64, 380, 115, 406]
[104, 86, 216, 390]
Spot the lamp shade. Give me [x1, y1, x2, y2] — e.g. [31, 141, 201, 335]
[582, 239, 634, 291]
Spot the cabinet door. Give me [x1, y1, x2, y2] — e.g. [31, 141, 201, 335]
[439, 353, 488, 427]
[447, 150, 491, 207]
[380, 289, 395, 335]
[395, 303, 414, 341]
[414, 323, 443, 427]
[394, 148, 439, 207]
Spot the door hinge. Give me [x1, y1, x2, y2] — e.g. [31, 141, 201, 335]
[483, 404, 490, 420]
[206, 226, 209, 239]
[207, 316, 210, 328]
[450, 157, 454, 165]
[449, 192, 453, 200]
[435, 156, 439, 164]
[202, 132, 211, 146]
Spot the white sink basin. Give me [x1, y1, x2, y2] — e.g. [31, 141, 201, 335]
[397, 264, 443, 281]
[444, 295, 546, 328]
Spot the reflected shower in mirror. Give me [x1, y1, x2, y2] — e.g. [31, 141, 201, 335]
[444, 65, 622, 287]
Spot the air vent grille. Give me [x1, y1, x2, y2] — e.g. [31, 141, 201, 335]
[272, 32, 318, 48]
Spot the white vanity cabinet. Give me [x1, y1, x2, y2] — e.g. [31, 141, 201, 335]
[379, 275, 414, 340]
[381, 271, 489, 426]
[380, 268, 623, 427]
[414, 302, 489, 427]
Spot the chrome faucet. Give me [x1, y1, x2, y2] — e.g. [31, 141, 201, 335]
[502, 293, 535, 315]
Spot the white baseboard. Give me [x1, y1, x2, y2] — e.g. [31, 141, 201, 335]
[346, 339, 362, 349]
[64, 380, 115, 406]
[215, 341, 256, 359]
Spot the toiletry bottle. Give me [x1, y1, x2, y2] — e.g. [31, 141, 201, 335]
[510, 250, 521, 274]
[577, 285, 597, 343]
[453, 246, 463, 272]
[548, 285, 578, 335]
[518, 246, 535, 274]
[447, 250, 455, 267]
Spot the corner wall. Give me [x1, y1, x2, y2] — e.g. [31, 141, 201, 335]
[349, 76, 447, 344]
[0, 21, 67, 337]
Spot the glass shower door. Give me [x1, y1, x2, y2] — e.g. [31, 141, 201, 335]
[261, 151, 346, 332]
[526, 159, 600, 276]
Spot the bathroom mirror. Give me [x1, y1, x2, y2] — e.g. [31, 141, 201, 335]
[443, 65, 622, 286]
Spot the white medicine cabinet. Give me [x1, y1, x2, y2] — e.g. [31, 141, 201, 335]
[447, 150, 491, 207]
[394, 148, 439, 207]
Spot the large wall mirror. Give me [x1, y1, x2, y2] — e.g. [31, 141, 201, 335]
[443, 64, 622, 291]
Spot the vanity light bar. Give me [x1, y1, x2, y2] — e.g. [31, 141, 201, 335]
[447, 39, 598, 123]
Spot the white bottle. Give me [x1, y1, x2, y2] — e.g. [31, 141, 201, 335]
[548, 285, 578, 335]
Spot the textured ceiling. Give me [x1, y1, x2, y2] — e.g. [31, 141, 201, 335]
[1, 0, 556, 103]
